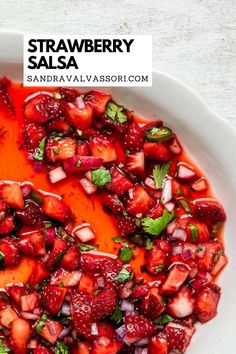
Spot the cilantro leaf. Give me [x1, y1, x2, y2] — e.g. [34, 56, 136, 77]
[115, 268, 131, 283]
[142, 209, 175, 236]
[152, 161, 171, 189]
[105, 101, 128, 124]
[154, 314, 173, 325]
[112, 236, 123, 243]
[36, 314, 47, 334]
[56, 341, 69, 354]
[146, 238, 153, 250]
[34, 137, 46, 161]
[119, 247, 133, 263]
[189, 223, 199, 240]
[110, 304, 123, 324]
[0, 339, 10, 353]
[78, 243, 97, 252]
[91, 169, 111, 187]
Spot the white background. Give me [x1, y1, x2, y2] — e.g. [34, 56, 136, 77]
[0, 0, 235, 125]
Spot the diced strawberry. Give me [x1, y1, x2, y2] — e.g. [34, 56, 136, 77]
[139, 287, 165, 319]
[45, 137, 76, 162]
[0, 76, 15, 116]
[23, 122, 46, 152]
[164, 322, 194, 353]
[146, 240, 171, 275]
[101, 259, 123, 285]
[42, 196, 69, 222]
[0, 183, 24, 209]
[127, 184, 155, 216]
[197, 241, 223, 272]
[6, 283, 25, 307]
[184, 219, 209, 244]
[167, 286, 195, 318]
[34, 345, 53, 354]
[73, 223, 96, 243]
[124, 315, 155, 343]
[131, 285, 149, 299]
[50, 268, 81, 287]
[0, 215, 14, 235]
[126, 151, 145, 176]
[100, 192, 125, 214]
[59, 87, 79, 102]
[41, 285, 67, 314]
[24, 94, 64, 123]
[80, 253, 106, 272]
[29, 260, 50, 289]
[40, 319, 63, 344]
[149, 333, 169, 354]
[71, 291, 93, 337]
[0, 237, 20, 266]
[78, 273, 96, 294]
[89, 135, 117, 163]
[0, 306, 19, 328]
[91, 286, 117, 321]
[115, 214, 136, 237]
[10, 318, 31, 354]
[147, 201, 165, 219]
[65, 97, 93, 130]
[124, 122, 145, 153]
[85, 90, 111, 116]
[195, 283, 221, 322]
[46, 118, 70, 133]
[192, 198, 226, 224]
[15, 201, 43, 226]
[96, 321, 116, 339]
[75, 342, 91, 354]
[106, 166, 133, 196]
[211, 253, 228, 276]
[63, 155, 103, 172]
[144, 141, 172, 161]
[21, 292, 39, 312]
[160, 263, 190, 295]
[60, 245, 81, 271]
[17, 231, 46, 257]
[92, 338, 122, 354]
[47, 238, 69, 269]
[77, 141, 90, 156]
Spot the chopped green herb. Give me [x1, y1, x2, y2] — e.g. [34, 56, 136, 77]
[58, 282, 65, 287]
[34, 137, 46, 161]
[154, 264, 165, 273]
[214, 250, 223, 263]
[152, 161, 171, 189]
[154, 314, 173, 325]
[91, 169, 111, 187]
[146, 239, 153, 250]
[110, 304, 123, 324]
[178, 199, 192, 213]
[76, 160, 82, 167]
[176, 188, 184, 197]
[0, 339, 10, 353]
[135, 219, 142, 228]
[76, 129, 83, 136]
[142, 209, 175, 236]
[0, 251, 5, 263]
[52, 134, 63, 142]
[189, 223, 199, 240]
[56, 341, 69, 354]
[93, 290, 101, 296]
[54, 147, 59, 155]
[54, 250, 67, 264]
[36, 314, 47, 334]
[123, 210, 129, 218]
[115, 268, 131, 283]
[78, 243, 97, 252]
[197, 245, 203, 253]
[119, 247, 133, 263]
[105, 101, 128, 124]
[112, 236, 123, 243]
[30, 190, 43, 205]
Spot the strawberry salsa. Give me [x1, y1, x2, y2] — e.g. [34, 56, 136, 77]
[0, 77, 228, 353]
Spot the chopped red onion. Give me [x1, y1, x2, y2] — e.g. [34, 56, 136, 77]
[181, 248, 192, 261]
[169, 138, 182, 154]
[171, 227, 187, 242]
[172, 245, 183, 256]
[73, 223, 96, 243]
[161, 176, 172, 204]
[48, 321, 57, 335]
[59, 327, 70, 339]
[32, 307, 42, 315]
[134, 338, 150, 346]
[144, 177, 156, 190]
[24, 91, 53, 103]
[48, 166, 67, 184]
[165, 201, 175, 212]
[85, 250, 117, 259]
[135, 348, 148, 354]
[116, 325, 126, 339]
[84, 171, 92, 180]
[91, 322, 98, 336]
[33, 161, 43, 173]
[79, 177, 97, 195]
[120, 300, 135, 312]
[21, 184, 32, 198]
[21, 312, 39, 320]
[167, 221, 176, 235]
[76, 96, 85, 109]
[176, 162, 195, 180]
[191, 177, 207, 191]
[28, 339, 38, 349]
[128, 187, 134, 199]
[61, 303, 71, 317]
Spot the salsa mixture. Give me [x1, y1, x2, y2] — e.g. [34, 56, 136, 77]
[0, 77, 227, 353]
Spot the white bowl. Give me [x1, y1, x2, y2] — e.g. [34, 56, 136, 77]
[0, 31, 235, 353]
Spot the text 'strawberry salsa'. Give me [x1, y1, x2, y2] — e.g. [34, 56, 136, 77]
[0, 77, 227, 353]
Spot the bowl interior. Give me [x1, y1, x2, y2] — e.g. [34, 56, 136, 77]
[0, 32, 235, 353]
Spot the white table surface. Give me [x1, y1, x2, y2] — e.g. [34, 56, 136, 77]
[0, 0, 235, 126]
